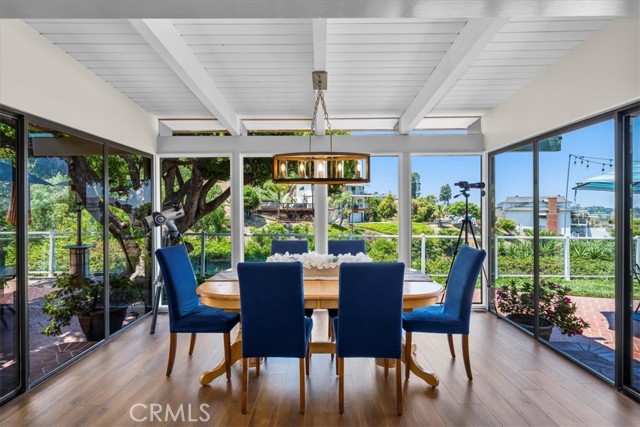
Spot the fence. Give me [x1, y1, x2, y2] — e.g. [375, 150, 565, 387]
[5, 231, 635, 281]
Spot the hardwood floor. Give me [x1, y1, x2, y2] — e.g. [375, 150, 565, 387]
[1, 311, 639, 426]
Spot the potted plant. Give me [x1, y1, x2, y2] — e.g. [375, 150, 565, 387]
[496, 279, 589, 340]
[43, 273, 144, 341]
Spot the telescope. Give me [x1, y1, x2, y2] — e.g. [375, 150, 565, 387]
[454, 181, 485, 190]
[142, 203, 185, 231]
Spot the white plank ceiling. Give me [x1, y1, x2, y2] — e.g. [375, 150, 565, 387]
[24, 17, 612, 133]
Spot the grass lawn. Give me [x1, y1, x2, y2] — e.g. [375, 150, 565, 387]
[495, 277, 640, 299]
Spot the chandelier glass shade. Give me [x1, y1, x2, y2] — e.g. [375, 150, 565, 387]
[272, 71, 370, 184]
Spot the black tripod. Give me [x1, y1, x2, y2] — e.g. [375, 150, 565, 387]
[442, 185, 485, 300]
[149, 225, 185, 334]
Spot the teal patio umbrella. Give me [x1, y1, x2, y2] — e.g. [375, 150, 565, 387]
[572, 163, 640, 193]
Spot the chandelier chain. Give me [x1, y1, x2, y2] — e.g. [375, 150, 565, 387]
[309, 74, 333, 152]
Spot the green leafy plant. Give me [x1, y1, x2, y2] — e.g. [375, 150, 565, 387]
[42, 274, 144, 336]
[496, 279, 589, 336]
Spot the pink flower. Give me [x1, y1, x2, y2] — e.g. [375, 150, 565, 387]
[563, 297, 571, 304]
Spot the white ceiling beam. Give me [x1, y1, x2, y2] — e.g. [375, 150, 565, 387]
[129, 19, 241, 136]
[312, 18, 327, 70]
[397, 18, 509, 134]
[157, 133, 484, 156]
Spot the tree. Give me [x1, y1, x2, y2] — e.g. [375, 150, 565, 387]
[368, 197, 382, 222]
[330, 190, 354, 227]
[377, 193, 397, 219]
[162, 157, 272, 234]
[411, 172, 421, 198]
[448, 201, 481, 219]
[411, 196, 436, 222]
[439, 184, 452, 205]
[243, 186, 261, 218]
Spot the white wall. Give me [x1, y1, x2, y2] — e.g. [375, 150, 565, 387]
[482, 19, 640, 151]
[0, 20, 157, 153]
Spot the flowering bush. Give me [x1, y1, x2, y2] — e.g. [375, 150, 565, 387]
[496, 280, 589, 336]
[266, 251, 372, 269]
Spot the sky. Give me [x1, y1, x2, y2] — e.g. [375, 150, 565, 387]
[359, 119, 631, 209]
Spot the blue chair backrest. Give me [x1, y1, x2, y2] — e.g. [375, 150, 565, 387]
[443, 245, 486, 325]
[328, 240, 366, 255]
[155, 246, 200, 321]
[270, 239, 309, 255]
[237, 262, 307, 358]
[336, 262, 405, 359]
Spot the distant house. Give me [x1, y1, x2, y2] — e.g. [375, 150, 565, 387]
[497, 195, 572, 235]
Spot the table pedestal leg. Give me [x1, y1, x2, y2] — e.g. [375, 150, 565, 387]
[402, 342, 439, 387]
[200, 340, 242, 385]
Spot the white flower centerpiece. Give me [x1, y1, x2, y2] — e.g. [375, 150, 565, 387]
[266, 251, 372, 277]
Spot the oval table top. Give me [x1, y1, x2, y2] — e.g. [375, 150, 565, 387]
[197, 274, 443, 311]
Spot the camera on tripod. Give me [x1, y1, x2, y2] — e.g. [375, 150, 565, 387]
[454, 181, 485, 190]
[142, 203, 185, 230]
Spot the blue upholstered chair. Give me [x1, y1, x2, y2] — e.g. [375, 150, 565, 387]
[326, 239, 367, 340]
[155, 246, 240, 378]
[270, 239, 309, 256]
[237, 262, 313, 415]
[328, 240, 366, 257]
[270, 239, 313, 317]
[333, 262, 405, 415]
[402, 245, 486, 381]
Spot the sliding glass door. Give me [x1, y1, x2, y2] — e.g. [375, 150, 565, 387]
[0, 112, 20, 401]
[629, 111, 640, 394]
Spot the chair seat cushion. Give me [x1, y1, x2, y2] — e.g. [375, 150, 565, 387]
[402, 304, 467, 335]
[171, 305, 240, 333]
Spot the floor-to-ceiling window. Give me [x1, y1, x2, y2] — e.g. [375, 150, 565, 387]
[491, 144, 535, 334]
[107, 150, 152, 336]
[538, 121, 617, 381]
[411, 155, 482, 301]
[0, 112, 20, 400]
[489, 103, 640, 394]
[0, 108, 154, 402]
[27, 121, 106, 383]
[628, 110, 640, 394]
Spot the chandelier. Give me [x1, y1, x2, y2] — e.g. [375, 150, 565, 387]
[272, 71, 370, 184]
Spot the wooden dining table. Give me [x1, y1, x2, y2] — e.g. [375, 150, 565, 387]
[196, 268, 443, 387]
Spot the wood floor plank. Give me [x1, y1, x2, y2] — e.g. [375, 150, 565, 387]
[1, 312, 639, 427]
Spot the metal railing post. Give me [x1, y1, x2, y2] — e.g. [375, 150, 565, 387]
[564, 235, 571, 281]
[420, 234, 426, 273]
[635, 236, 640, 267]
[48, 231, 55, 277]
[200, 231, 206, 275]
[494, 235, 499, 281]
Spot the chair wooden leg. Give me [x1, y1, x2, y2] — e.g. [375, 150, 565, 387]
[384, 358, 389, 378]
[305, 345, 310, 376]
[462, 335, 472, 381]
[299, 358, 306, 415]
[188, 333, 197, 356]
[338, 357, 344, 414]
[329, 316, 335, 360]
[447, 334, 455, 358]
[166, 333, 177, 377]
[255, 358, 260, 377]
[242, 358, 248, 414]
[404, 332, 412, 380]
[224, 333, 231, 380]
[396, 357, 402, 415]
